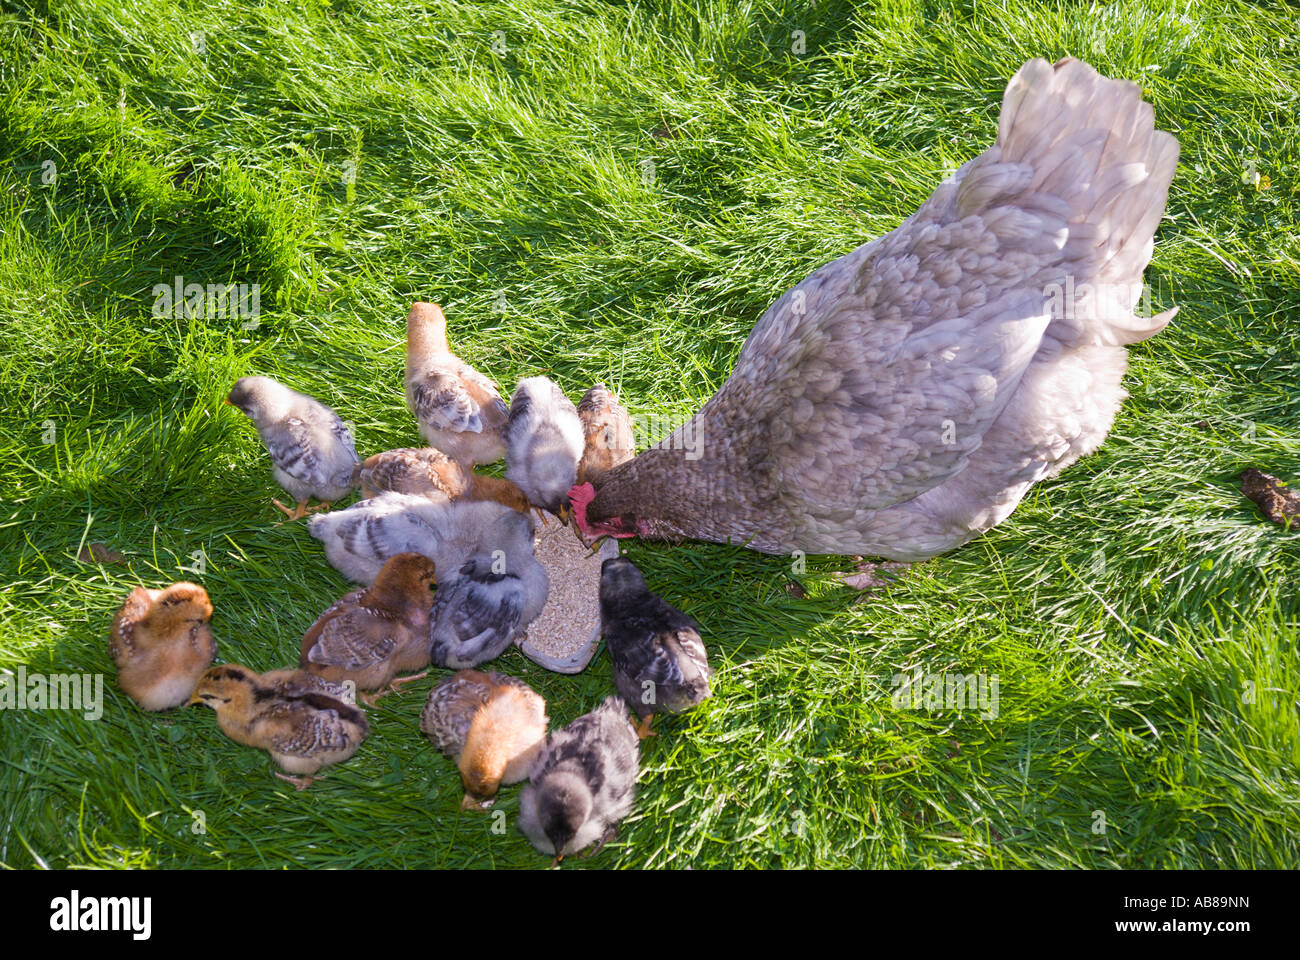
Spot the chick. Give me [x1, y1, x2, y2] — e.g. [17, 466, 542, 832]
[599, 557, 712, 739]
[189, 664, 369, 790]
[576, 384, 635, 486]
[506, 376, 584, 522]
[420, 669, 548, 809]
[309, 491, 523, 585]
[299, 553, 438, 705]
[226, 375, 360, 521]
[518, 695, 639, 865]
[109, 582, 217, 711]
[357, 447, 531, 513]
[428, 537, 550, 669]
[406, 302, 509, 467]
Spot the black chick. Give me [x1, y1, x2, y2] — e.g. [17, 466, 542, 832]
[598, 557, 712, 738]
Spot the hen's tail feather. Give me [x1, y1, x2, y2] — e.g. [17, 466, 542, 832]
[994, 56, 1179, 348]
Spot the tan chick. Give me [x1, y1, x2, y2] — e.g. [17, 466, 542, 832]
[189, 664, 369, 790]
[357, 447, 531, 513]
[299, 552, 437, 705]
[109, 582, 217, 711]
[576, 384, 635, 486]
[405, 302, 509, 468]
[421, 670, 549, 809]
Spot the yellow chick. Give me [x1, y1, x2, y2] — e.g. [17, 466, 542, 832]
[299, 552, 437, 705]
[109, 582, 217, 711]
[420, 669, 549, 809]
[189, 664, 369, 790]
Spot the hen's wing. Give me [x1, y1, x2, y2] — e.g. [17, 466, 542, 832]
[712, 57, 1177, 518]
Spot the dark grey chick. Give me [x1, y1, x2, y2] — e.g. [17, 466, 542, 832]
[599, 556, 712, 739]
[427, 538, 549, 669]
[517, 695, 639, 864]
[227, 375, 360, 521]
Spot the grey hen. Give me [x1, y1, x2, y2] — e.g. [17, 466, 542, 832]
[227, 375, 359, 521]
[517, 695, 639, 864]
[576, 58, 1180, 560]
[599, 557, 712, 738]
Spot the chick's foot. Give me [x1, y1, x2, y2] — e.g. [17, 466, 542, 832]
[275, 772, 316, 791]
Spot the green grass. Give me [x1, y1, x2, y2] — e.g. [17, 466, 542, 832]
[1, 0, 1298, 869]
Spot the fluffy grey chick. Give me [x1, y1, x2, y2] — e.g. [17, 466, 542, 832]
[599, 557, 712, 739]
[227, 375, 360, 521]
[518, 695, 639, 865]
[308, 491, 522, 585]
[428, 511, 549, 668]
[505, 376, 584, 521]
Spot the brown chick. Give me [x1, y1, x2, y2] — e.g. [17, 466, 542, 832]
[358, 447, 530, 513]
[405, 302, 509, 467]
[109, 582, 216, 711]
[189, 664, 369, 790]
[576, 384, 635, 486]
[299, 552, 438, 705]
[420, 670, 549, 810]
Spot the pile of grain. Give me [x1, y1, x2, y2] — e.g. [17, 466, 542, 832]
[519, 521, 614, 671]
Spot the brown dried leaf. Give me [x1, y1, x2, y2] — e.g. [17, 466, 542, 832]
[1241, 469, 1300, 527]
[834, 561, 908, 592]
[78, 541, 124, 564]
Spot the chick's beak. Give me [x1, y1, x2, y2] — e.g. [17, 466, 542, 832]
[187, 692, 202, 706]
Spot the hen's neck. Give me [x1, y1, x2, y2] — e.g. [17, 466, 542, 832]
[590, 401, 764, 545]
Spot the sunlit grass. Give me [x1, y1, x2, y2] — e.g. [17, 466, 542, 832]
[0, 0, 1297, 868]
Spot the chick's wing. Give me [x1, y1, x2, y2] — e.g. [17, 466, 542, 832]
[413, 371, 488, 434]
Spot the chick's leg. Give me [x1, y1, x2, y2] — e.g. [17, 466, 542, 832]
[576, 823, 618, 861]
[272, 498, 312, 522]
[275, 772, 316, 791]
[635, 714, 656, 739]
[361, 671, 430, 705]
